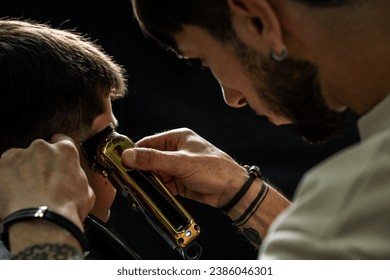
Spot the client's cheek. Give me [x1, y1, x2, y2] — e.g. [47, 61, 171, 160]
[88, 176, 116, 222]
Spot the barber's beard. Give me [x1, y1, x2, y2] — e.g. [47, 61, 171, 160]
[233, 41, 346, 144]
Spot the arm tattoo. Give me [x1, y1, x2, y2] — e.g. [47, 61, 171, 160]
[11, 243, 84, 260]
[243, 227, 261, 247]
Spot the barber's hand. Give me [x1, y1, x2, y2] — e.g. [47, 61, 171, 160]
[122, 128, 248, 208]
[0, 134, 95, 229]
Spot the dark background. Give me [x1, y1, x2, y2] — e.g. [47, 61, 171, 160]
[0, 0, 360, 259]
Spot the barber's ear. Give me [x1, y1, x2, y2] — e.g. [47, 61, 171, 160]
[227, 0, 284, 55]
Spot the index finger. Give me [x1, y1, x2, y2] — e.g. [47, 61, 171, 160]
[136, 128, 195, 151]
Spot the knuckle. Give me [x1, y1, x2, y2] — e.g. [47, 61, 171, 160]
[178, 127, 194, 135]
[30, 138, 49, 150]
[57, 140, 79, 156]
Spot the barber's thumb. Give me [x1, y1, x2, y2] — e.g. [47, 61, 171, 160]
[122, 148, 161, 170]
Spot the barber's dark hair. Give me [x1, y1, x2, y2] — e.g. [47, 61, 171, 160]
[131, 0, 233, 52]
[0, 19, 127, 154]
[132, 0, 353, 51]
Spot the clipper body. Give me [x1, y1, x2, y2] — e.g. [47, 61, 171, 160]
[81, 126, 202, 259]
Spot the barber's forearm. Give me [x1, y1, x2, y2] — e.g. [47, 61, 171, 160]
[227, 179, 291, 248]
[9, 220, 83, 259]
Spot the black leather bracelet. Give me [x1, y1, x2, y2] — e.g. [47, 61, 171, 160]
[221, 165, 262, 212]
[234, 182, 269, 226]
[0, 206, 89, 253]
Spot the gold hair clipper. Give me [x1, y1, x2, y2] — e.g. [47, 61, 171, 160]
[80, 125, 202, 259]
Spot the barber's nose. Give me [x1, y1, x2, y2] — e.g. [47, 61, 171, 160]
[220, 84, 247, 108]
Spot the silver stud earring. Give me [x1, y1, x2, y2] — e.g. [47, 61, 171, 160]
[270, 46, 288, 62]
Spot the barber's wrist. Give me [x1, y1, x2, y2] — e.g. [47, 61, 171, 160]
[1, 205, 88, 255]
[2, 204, 84, 230]
[218, 165, 248, 208]
[225, 177, 264, 220]
[220, 165, 263, 212]
[8, 219, 83, 255]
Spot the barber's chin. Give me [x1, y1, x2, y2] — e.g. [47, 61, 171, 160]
[334, 105, 348, 112]
[322, 94, 348, 112]
[265, 115, 292, 126]
[254, 108, 292, 125]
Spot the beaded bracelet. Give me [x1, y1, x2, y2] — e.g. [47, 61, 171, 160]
[0, 206, 89, 253]
[221, 165, 262, 213]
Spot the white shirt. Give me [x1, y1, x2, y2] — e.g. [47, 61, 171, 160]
[260, 94, 390, 259]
